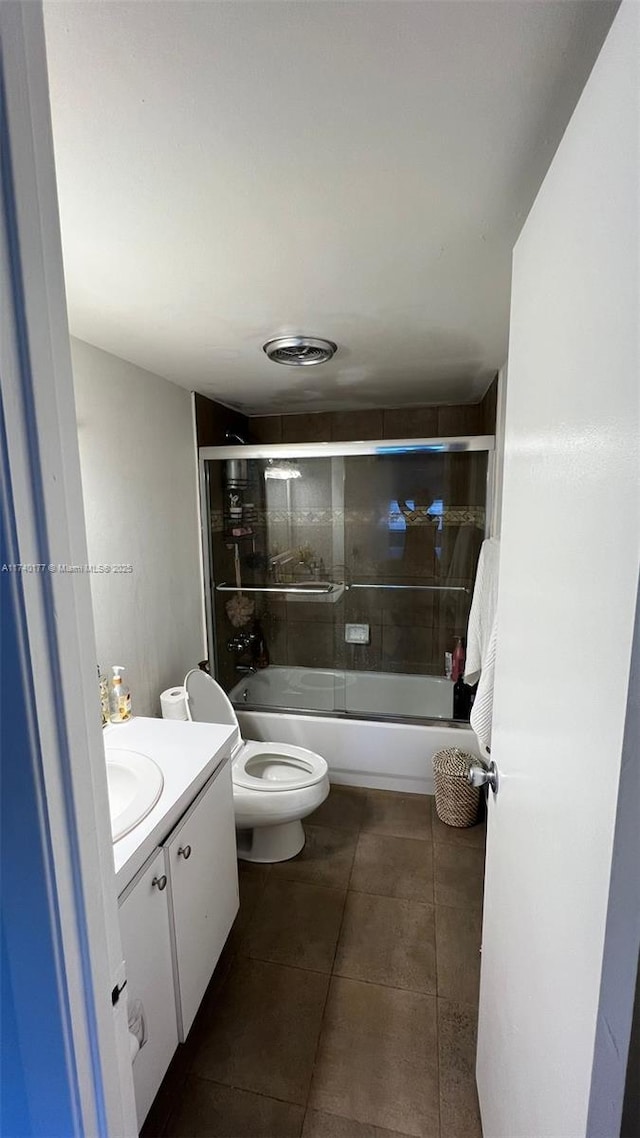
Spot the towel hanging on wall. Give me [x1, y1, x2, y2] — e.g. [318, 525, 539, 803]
[465, 538, 500, 753]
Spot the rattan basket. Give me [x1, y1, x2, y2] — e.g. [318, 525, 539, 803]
[433, 747, 480, 828]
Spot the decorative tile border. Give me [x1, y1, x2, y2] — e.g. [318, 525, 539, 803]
[211, 506, 485, 532]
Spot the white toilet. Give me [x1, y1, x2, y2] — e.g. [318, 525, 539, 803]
[184, 669, 330, 863]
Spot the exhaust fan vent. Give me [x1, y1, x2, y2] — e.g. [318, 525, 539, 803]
[263, 336, 337, 366]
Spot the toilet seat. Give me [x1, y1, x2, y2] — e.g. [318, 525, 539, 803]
[233, 740, 327, 792]
[184, 669, 328, 793]
[184, 668, 330, 862]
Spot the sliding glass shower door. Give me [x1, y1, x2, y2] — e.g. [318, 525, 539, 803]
[201, 438, 490, 722]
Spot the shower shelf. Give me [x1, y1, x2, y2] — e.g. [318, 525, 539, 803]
[216, 582, 342, 595]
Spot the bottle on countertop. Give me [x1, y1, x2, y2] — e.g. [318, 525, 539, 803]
[109, 665, 132, 723]
[98, 665, 110, 727]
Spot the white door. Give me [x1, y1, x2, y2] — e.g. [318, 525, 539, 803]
[118, 851, 179, 1129]
[476, 6, 639, 1138]
[165, 760, 239, 1039]
[1, 4, 137, 1133]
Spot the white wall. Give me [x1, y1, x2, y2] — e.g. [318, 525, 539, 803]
[72, 338, 205, 715]
[477, 3, 639, 1136]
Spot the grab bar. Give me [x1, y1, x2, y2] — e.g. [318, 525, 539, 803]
[216, 583, 342, 595]
[348, 583, 471, 594]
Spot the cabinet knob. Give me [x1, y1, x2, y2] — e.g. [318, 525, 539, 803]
[152, 874, 167, 891]
[178, 844, 192, 860]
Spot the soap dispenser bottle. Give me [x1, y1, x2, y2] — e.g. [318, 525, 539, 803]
[109, 665, 132, 723]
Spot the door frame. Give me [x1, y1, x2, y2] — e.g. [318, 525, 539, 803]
[1, 3, 137, 1133]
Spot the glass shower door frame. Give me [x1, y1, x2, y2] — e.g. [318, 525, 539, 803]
[199, 435, 495, 719]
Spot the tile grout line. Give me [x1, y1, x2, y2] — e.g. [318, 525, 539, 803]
[230, 944, 441, 998]
[330, 968, 438, 999]
[236, 948, 342, 980]
[184, 1071, 310, 1113]
[348, 885, 436, 908]
[298, 791, 438, 1134]
[301, 808, 362, 1135]
[303, 790, 438, 1135]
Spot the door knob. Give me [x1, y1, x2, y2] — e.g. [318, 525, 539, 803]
[152, 874, 167, 891]
[178, 844, 192, 860]
[468, 759, 499, 795]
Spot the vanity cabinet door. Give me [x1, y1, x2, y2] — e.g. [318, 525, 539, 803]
[165, 759, 239, 1039]
[118, 849, 179, 1129]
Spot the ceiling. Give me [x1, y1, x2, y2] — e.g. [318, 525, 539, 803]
[44, 1, 616, 414]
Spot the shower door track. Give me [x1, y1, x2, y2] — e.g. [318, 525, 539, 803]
[230, 699, 471, 731]
[199, 435, 494, 462]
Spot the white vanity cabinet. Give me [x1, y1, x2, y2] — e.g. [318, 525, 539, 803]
[118, 849, 179, 1129]
[164, 758, 239, 1038]
[115, 734, 239, 1128]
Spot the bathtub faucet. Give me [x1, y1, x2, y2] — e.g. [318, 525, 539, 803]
[234, 663, 257, 676]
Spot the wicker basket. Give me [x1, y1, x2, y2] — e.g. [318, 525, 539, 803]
[433, 747, 480, 828]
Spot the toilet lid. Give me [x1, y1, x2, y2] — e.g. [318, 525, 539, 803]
[233, 741, 328, 792]
[184, 669, 239, 729]
[184, 671, 328, 790]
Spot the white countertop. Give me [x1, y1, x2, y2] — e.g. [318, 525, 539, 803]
[105, 717, 238, 891]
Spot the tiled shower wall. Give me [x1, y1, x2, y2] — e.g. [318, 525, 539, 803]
[201, 383, 497, 693]
[247, 390, 496, 445]
[256, 452, 486, 680]
[252, 390, 495, 682]
[194, 385, 497, 447]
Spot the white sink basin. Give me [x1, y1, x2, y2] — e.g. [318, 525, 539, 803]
[105, 747, 164, 842]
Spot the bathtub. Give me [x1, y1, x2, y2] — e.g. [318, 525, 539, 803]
[229, 666, 478, 795]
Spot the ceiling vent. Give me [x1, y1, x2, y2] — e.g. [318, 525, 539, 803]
[262, 336, 337, 366]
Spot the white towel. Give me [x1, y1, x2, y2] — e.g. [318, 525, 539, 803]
[128, 997, 146, 1064]
[470, 620, 497, 757]
[465, 538, 500, 752]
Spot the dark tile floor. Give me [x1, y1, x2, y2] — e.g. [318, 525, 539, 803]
[141, 787, 485, 1138]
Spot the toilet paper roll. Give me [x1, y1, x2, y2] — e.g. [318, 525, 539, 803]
[160, 686, 188, 721]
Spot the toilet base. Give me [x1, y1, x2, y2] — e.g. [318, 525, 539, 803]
[237, 819, 306, 863]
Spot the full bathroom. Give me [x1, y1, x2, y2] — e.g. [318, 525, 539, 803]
[2, 3, 638, 1138]
[73, 321, 498, 1132]
[73, 330, 496, 1132]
